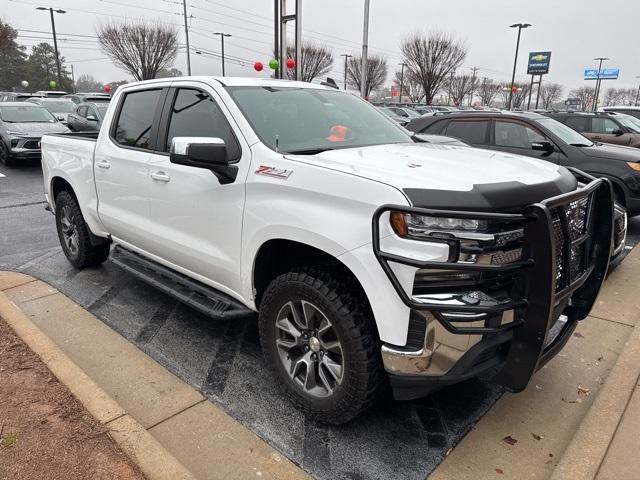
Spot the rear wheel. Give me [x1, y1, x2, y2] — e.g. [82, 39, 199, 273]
[55, 190, 110, 268]
[259, 267, 383, 424]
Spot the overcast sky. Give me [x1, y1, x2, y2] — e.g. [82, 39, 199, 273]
[3, 0, 638, 94]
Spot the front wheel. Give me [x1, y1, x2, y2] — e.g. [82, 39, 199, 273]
[259, 267, 383, 424]
[55, 190, 110, 269]
[0, 142, 14, 166]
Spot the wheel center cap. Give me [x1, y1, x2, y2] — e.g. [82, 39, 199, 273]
[309, 336, 321, 353]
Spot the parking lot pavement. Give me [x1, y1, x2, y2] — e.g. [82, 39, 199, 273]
[2, 164, 640, 480]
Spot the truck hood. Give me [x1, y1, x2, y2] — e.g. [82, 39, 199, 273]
[4, 121, 68, 136]
[285, 143, 566, 192]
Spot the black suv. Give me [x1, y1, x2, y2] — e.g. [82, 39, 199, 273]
[406, 112, 640, 216]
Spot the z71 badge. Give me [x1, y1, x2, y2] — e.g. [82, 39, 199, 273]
[255, 165, 293, 179]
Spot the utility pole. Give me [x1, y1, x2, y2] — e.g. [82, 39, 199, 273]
[468, 66, 479, 106]
[182, 0, 191, 75]
[592, 57, 609, 112]
[340, 54, 353, 90]
[481, 77, 488, 106]
[70, 64, 75, 93]
[398, 63, 407, 103]
[447, 70, 455, 105]
[36, 7, 65, 87]
[635, 76, 640, 107]
[213, 32, 232, 76]
[360, 0, 370, 99]
[508, 23, 531, 111]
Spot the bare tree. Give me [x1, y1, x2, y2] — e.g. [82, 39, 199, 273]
[569, 86, 596, 111]
[448, 75, 475, 105]
[392, 68, 424, 102]
[478, 78, 501, 106]
[282, 42, 333, 82]
[75, 74, 103, 92]
[97, 21, 178, 81]
[498, 82, 531, 109]
[539, 83, 564, 110]
[400, 31, 466, 105]
[602, 87, 635, 106]
[346, 54, 387, 97]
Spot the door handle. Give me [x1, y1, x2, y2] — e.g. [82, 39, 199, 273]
[150, 171, 171, 182]
[96, 160, 111, 169]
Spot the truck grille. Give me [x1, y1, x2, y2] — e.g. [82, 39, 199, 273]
[550, 197, 591, 292]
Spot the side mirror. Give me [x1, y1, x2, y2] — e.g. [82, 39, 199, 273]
[169, 137, 237, 184]
[612, 129, 625, 136]
[86, 115, 97, 121]
[531, 140, 554, 152]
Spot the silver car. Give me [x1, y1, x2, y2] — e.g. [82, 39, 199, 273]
[27, 98, 77, 125]
[0, 102, 69, 166]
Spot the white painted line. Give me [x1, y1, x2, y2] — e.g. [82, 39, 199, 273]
[0, 173, 5, 178]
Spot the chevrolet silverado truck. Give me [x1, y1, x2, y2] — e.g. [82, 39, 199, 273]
[41, 77, 614, 424]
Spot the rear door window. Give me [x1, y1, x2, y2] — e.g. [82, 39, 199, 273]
[445, 120, 489, 145]
[564, 116, 589, 133]
[113, 89, 162, 150]
[77, 106, 88, 118]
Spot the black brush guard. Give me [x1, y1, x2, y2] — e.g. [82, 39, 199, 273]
[372, 172, 613, 392]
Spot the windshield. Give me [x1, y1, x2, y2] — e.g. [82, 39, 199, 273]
[96, 105, 109, 117]
[0, 105, 56, 123]
[402, 108, 421, 118]
[40, 101, 76, 114]
[536, 117, 594, 146]
[226, 86, 411, 154]
[616, 114, 640, 133]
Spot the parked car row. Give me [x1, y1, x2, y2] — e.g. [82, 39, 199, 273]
[406, 111, 640, 216]
[0, 91, 112, 165]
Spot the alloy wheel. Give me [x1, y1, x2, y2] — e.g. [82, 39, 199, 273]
[60, 205, 79, 256]
[275, 300, 344, 398]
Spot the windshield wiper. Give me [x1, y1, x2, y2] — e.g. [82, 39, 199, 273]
[286, 148, 334, 155]
[569, 143, 593, 147]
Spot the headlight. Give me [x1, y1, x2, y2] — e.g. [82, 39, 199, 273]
[390, 211, 489, 238]
[627, 162, 640, 172]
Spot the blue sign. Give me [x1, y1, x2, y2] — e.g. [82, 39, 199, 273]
[527, 51, 551, 75]
[584, 68, 620, 80]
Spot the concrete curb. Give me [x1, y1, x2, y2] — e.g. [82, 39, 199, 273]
[0, 289, 198, 480]
[551, 291, 640, 477]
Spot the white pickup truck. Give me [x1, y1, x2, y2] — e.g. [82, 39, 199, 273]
[42, 77, 614, 424]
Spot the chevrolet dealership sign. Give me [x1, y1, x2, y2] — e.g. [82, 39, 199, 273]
[527, 52, 551, 75]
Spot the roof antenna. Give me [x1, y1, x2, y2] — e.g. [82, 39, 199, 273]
[275, 134, 279, 153]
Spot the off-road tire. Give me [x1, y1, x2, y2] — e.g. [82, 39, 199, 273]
[55, 190, 110, 269]
[259, 267, 384, 424]
[0, 143, 14, 166]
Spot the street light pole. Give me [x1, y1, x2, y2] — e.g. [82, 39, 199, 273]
[398, 62, 406, 103]
[507, 22, 531, 111]
[340, 54, 353, 90]
[36, 7, 65, 88]
[592, 57, 609, 112]
[213, 32, 232, 76]
[360, 0, 370, 99]
[635, 76, 640, 107]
